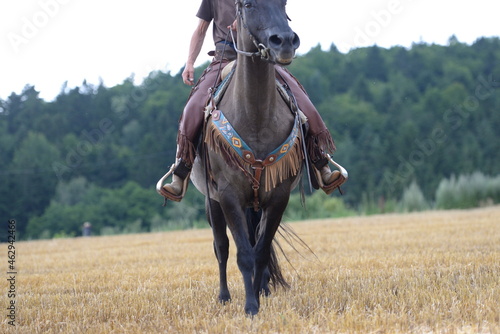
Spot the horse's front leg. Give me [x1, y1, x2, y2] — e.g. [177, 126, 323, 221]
[232, 219, 259, 315]
[246, 209, 271, 297]
[219, 195, 259, 315]
[206, 198, 231, 303]
[253, 237, 275, 305]
[252, 200, 289, 304]
[260, 267, 271, 297]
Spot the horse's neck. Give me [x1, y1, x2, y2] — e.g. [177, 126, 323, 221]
[231, 57, 278, 124]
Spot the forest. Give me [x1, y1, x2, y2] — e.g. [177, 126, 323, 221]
[1, 36, 499, 240]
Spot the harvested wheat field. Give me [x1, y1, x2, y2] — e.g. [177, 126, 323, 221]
[2, 206, 500, 333]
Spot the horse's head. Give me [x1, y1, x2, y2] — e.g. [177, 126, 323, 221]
[236, 0, 300, 66]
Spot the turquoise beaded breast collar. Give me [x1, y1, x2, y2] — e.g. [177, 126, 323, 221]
[210, 109, 300, 166]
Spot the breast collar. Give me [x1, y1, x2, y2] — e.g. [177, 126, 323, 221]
[210, 109, 300, 167]
[208, 109, 302, 211]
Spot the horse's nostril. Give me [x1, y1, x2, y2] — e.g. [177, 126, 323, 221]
[269, 35, 283, 47]
[292, 33, 300, 48]
[269, 33, 300, 49]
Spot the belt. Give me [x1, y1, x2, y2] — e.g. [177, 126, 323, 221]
[208, 43, 237, 61]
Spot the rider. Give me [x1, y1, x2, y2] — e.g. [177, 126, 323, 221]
[160, 0, 341, 201]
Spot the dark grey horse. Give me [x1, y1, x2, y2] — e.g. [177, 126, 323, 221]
[191, 0, 301, 315]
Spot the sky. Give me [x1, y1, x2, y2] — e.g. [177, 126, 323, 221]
[1, 0, 499, 101]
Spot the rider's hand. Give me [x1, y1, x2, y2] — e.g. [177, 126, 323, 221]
[228, 20, 237, 31]
[182, 64, 195, 86]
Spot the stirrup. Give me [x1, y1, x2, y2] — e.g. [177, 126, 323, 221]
[315, 154, 348, 195]
[156, 164, 189, 203]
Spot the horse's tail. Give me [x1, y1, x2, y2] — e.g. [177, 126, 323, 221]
[267, 239, 290, 289]
[245, 208, 290, 290]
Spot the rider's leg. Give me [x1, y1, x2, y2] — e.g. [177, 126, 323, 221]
[275, 66, 341, 192]
[161, 59, 230, 201]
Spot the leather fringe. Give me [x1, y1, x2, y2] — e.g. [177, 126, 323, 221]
[204, 121, 304, 192]
[263, 136, 303, 192]
[306, 129, 336, 162]
[176, 133, 196, 166]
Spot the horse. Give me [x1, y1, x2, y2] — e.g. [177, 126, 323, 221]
[191, 0, 305, 316]
[157, 0, 305, 315]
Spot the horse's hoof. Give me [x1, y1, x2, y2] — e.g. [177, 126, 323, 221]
[245, 303, 259, 316]
[218, 292, 231, 304]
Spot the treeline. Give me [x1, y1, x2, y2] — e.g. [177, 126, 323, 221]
[1, 36, 499, 239]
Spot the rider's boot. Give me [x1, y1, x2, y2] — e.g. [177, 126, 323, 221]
[160, 160, 191, 202]
[320, 165, 341, 186]
[313, 156, 344, 195]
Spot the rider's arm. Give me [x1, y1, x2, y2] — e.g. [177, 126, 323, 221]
[182, 18, 211, 85]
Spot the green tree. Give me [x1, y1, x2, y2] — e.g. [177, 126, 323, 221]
[10, 132, 60, 237]
[4, 37, 500, 238]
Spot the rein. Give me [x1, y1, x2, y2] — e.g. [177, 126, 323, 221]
[230, 28, 271, 61]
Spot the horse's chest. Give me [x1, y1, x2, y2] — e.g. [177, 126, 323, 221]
[204, 109, 303, 193]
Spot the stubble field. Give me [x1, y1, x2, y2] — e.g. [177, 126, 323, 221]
[2, 206, 499, 333]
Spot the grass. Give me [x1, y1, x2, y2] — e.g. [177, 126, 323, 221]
[2, 206, 499, 333]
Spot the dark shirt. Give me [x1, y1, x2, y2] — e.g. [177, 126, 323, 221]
[196, 0, 237, 45]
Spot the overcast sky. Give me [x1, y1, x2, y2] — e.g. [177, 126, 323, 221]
[1, 0, 498, 101]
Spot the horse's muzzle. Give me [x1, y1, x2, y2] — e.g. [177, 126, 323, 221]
[268, 32, 300, 65]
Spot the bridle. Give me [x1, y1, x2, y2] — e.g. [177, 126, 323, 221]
[231, 0, 272, 61]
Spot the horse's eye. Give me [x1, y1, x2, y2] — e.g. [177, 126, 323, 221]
[243, 1, 252, 8]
